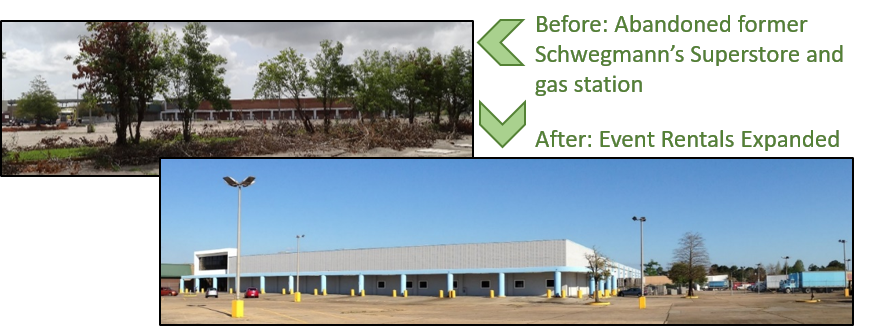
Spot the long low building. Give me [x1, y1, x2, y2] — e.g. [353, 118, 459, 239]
[180, 239, 641, 297]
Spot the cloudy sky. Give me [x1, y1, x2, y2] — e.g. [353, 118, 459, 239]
[2, 22, 472, 101]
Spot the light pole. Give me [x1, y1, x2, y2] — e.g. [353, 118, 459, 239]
[756, 263, 762, 294]
[224, 176, 255, 318]
[296, 235, 305, 293]
[781, 256, 789, 275]
[632, 216, 646, 308]
[838, 239, 847, 294]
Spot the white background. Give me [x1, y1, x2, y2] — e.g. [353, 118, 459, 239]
[520, 2, 884, 192]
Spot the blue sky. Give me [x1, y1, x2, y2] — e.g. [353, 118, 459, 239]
[160, 159, 853, 272]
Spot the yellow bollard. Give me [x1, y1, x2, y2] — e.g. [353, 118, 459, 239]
[639, 296, 646, 309]
[282, 288, 286, 295]
[561, 287, 567, 298]
[232, 300, 244, 318]
[393, 290, 397, 297]
[351, 289, 355, 297]
[361, 289, 365, 297]
[261, 289, 265, 294]
[490, 290, 495, 298]
[229, 288, 233, 294]
[845, 289, 850, 297]
[201, 288, 205, 293]
[547, 289, 552, 298]
[577, 290, 583, 299]
[295, 292, 301, 303]
[452, 290, 456, 299]
[404, 290, 408, 298]
[314, 289, 318, 296]
[322, 289, 327, 296]
[440, 290, 444, 298]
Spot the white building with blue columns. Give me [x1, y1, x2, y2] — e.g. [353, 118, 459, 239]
[180, 239, 641, 297]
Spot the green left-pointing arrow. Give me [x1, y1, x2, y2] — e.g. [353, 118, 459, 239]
[480, 101, 526, 148]
[478, 19, 524, 66]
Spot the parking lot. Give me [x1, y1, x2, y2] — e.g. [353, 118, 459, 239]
[160, 291, 852, 324]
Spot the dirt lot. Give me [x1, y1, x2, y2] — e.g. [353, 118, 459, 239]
[160, 291, 852, 324]
[3, 120, 472, 175]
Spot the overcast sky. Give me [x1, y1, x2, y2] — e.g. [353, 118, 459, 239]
[1, 22, 472, 101]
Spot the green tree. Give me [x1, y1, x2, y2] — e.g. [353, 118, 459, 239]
[669, 262, 708, 288]
[444, 46, 473, 134]
[131, 28, 163, 144]
[808, 264, 820, 271]
[426, 52, 446, 125]
[672, 232, 710, 297]
[791, 259, 806, 273]
[397, 47, 431, 125]
[585, 246, 612, 303]
[158, 23, 231, 143]
[644, 259, 661, 276]
[66, 22, 156, 146]
[350, 50, 387, 123]
[18, 75, 59, 125]
[254, 47, 315, 133]
[309, 40, 348, 133]
[824, 260, 845, 271]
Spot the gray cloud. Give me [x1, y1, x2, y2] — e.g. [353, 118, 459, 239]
[2, 22, 472, 100]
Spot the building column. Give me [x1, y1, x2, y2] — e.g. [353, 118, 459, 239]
[554, 271, 562, 297]
[321, 275, 327, 293]
[195, 278, 200, 292]
[179, 279, 184, 292]
[335, 109, 340, 119]
[400, 274, 406, 294]
[210, 112, 214, 120]
[289, 276, 294, 292]
[498, 273, 506, 297]
[270, 111, 274, 120]
[447, 273, 454, 293]
[590, 276, 595, 294]
[260, 276, 265, 293]
[213, 277, 217, 289]
[612, 274, 617, 295]
[313, 110, 317, 119]
[358, 274, 365, 294]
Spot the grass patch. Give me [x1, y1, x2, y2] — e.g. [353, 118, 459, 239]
[14, 147, 97, 162]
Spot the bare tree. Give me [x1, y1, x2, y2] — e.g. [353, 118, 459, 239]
[672, 232, 710, 297]
[585, 246, 612, 303]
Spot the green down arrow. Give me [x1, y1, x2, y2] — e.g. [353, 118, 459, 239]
[480, 101, 526, 148]
[478, 19, 524, 66]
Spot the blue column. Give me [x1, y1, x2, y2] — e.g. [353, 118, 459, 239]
[260, 276, 265, 292]
[447, 273, 454, 292]
[590, 276, 595, 293]
[554, 271, 562, 297]
[179, 279, 184, 292]
[600, 277, 605, 293]
[358, 274, 365, 294]
[213, 277, 217, 289]
[498, 273, 506, 297]
[400, 274, 406, 294]
[289, 276, 294, 292]
[321, 275, 327, 292]
[195, 278, 200, 292]
[612, 274, 617, 292]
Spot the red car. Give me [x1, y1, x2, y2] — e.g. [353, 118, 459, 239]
[245, 287, 259, 298]
[161, 287, 178, 296]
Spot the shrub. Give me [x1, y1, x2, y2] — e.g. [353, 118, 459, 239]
[87, 124, 96, 133]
